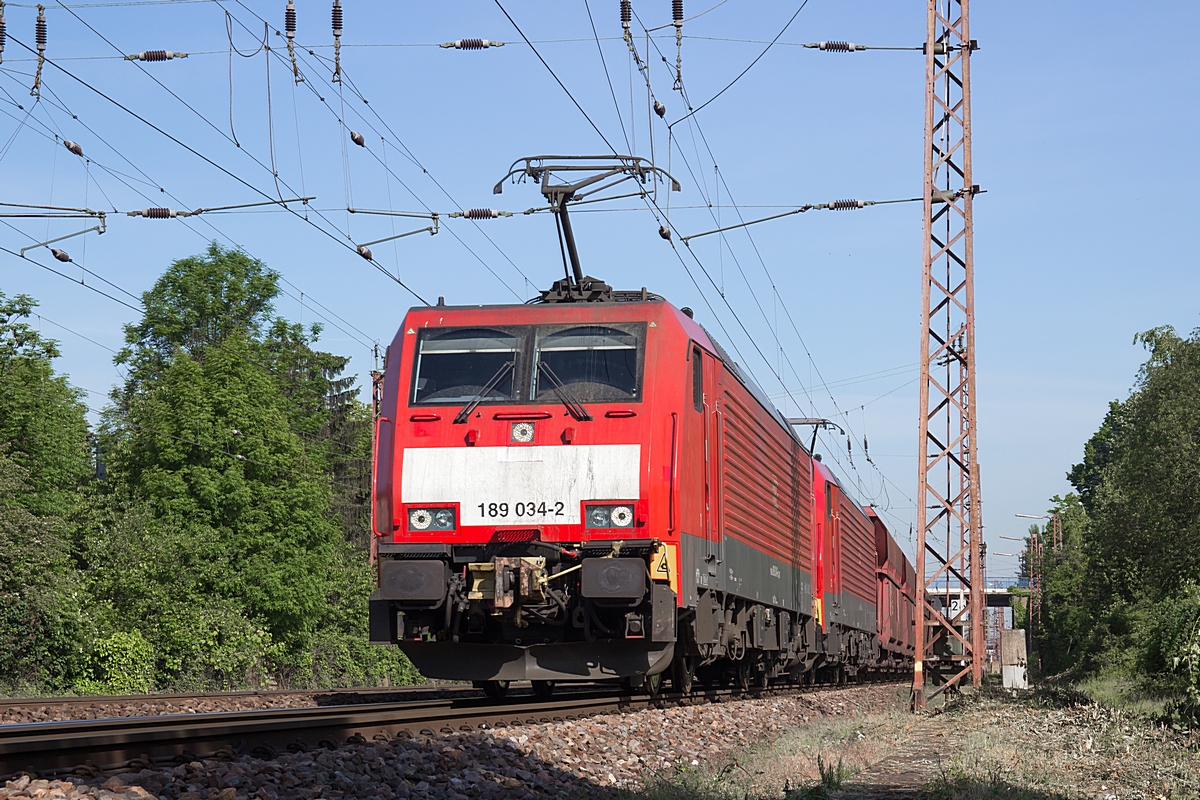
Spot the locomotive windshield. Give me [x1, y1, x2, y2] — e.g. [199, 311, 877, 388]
[412, 327, 517, 404]
[533, 325, 642, 403]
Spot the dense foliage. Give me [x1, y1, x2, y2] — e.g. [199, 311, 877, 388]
[1031, 326, 1200, 717]
[0, 245, 419, 694]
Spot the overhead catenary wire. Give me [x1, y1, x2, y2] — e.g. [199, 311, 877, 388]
[0, 240, 140, 310]
[1, 74, 379, 358]
[493, 0, 618, 154]
[670, 0, 811, 126]
[582, 0, 630, 153]
[680, 196, 923, 243]
[11, 14, 429, 302]
[629, 9, 914, 517]
[492, 0, 888, 505]
[219, 0, 532, 297]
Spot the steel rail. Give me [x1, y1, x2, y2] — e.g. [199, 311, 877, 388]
[0, 690, 626, 778]
[0, 685, 474, 711]
[0, 681, 905, 779]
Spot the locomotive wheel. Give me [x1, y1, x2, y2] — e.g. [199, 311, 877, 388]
[532, 680, 556, 699]
[752, 662, 770, 689]
[643, 672, 663, 697]
[672, 656, 696, 695]
[735, 661, 751, 694]
[482, 680, 509, 700]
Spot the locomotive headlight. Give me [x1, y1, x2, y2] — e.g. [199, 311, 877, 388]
[586, 504, 635, 529]
[511, 421, 535, 443]
[408, 507, 456, 532]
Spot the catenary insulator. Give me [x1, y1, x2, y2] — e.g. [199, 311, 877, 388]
[805, 41, 866, 53]
[127, 207, 180, 218]
[829, 199, 865, 211]
[30, 5, 45, 97]
[285, 1, 303, 83]
[50, 248, 70, 262]
[653, 99, 665, 118]
[356, 245, 372, 260]
[331, 0, 342, 83]
[1, 2, 7, 67]
[672, 0, 684, 91]
[658, 224, 671, 240]
[125, 50, 188, 61]
[349, 130, 365, 147]
[621, 0, 631, 29]
[451, 209, 511, 219]
[63, 140, 83, 157]
[440, 38, 503, 49]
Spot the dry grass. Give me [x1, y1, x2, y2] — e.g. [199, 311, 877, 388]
[928, 686, 1200, 799]
[628, 686, 914, 799]
[627, 684, 1200, 799]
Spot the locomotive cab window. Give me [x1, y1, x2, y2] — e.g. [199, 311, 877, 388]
[411, 327, 519, 404]
[533, 325, 643, 403]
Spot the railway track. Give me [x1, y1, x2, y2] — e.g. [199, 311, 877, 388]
[0, 684, 474, 713]
[0, 681, 902, 780]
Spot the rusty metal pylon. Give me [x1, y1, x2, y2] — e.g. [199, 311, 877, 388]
[912, 0, 983, 710]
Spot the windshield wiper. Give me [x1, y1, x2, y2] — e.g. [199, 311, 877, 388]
[453, 360, 515, 424]
[537, 361, 593, 421]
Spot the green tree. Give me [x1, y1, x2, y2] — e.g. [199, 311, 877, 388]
[0, 293, 91, 691]
[0, 293, 91, 516]
[1045, 325, 1200, 708]
[1027, 495, 1091, 673]
[94, 243, 411, 688]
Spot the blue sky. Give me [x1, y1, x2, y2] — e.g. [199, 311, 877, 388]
[2, 1, 1197, 576]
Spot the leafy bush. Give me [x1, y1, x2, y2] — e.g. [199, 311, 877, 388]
[76, 631, 156, 695]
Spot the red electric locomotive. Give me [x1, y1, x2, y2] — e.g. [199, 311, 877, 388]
[368, 278, 915, 695]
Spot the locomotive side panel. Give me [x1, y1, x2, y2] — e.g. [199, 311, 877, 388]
[718, 374, 814, 614]
[833, 495, 878, 634]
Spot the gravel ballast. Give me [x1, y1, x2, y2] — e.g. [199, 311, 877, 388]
[0, 684, 898, 799]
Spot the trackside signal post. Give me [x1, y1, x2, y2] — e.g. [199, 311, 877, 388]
[913, 0, 984, 709]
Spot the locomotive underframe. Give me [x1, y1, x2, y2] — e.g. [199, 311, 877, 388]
[370, 538, 901, 685]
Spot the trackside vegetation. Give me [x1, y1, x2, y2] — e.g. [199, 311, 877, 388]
[1028, 326, 1200, 722]
[0, 244, 420, 694]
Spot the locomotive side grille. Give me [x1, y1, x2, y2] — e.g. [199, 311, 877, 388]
[837, 493, 878, 609]
[720, 390, 813, 562]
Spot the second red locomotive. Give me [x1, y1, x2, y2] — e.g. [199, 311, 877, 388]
[369, 279, 914, 694]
